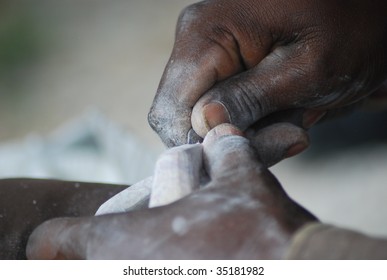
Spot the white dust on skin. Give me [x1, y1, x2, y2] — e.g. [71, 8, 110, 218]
[204, 135, 262, 179]
[171, 216, 189, 236]
[151, 59, 202, 146]
[168, 189, 261, 238]
[165, 189, 291, 258]
[149, 93, 191, 146]
[92, 128, 293, 258]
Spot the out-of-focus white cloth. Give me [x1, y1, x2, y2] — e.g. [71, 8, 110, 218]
[0, 110, 158, 185]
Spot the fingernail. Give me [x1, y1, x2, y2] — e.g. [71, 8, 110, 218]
[302, 110, 327, 129]
[203, 102, 231, 130]
[285, 142, 308, 158]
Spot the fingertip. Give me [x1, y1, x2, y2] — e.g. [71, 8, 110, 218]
[203, 123, 244, 146]
[202, 124, 257, 179]
[248, 123, 309, 167]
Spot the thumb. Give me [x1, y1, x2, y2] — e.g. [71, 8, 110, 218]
[191, 48, 327, 137]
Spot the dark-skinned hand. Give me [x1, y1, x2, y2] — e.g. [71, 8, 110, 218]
[148, 0, 387, 147]
[26, 123, 316, 259]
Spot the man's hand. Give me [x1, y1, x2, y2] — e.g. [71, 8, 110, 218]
[148, 0, 387, 147]
[27, 124, 316, 259]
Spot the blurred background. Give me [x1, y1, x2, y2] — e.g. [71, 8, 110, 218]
[0, 1, 386, 239]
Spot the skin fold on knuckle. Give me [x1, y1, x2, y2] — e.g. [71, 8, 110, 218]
[227, 79, 269, 130]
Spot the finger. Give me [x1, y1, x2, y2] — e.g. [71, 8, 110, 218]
[202, 124, 260, 180]
[149, 144, 203, 207]
[191, 46, 330, 138]
[248, 123, 309, 167]
[245, 109, 310, 166]
[202, 121, 310, 179]
[27, 217, 91, 260]
[148, 4, 250, 147]
[245, 108, 326, 130]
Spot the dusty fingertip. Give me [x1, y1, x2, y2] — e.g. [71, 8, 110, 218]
[203, 123, 244, 146]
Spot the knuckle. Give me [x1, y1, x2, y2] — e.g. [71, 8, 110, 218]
[232, 80, 268, 126]
[148, 106, 173, 147]
[177, 3, 205, 29]
[212, 78, 267, 130]
[148, 98, 191, 147]
[147, 105, 160, 132]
